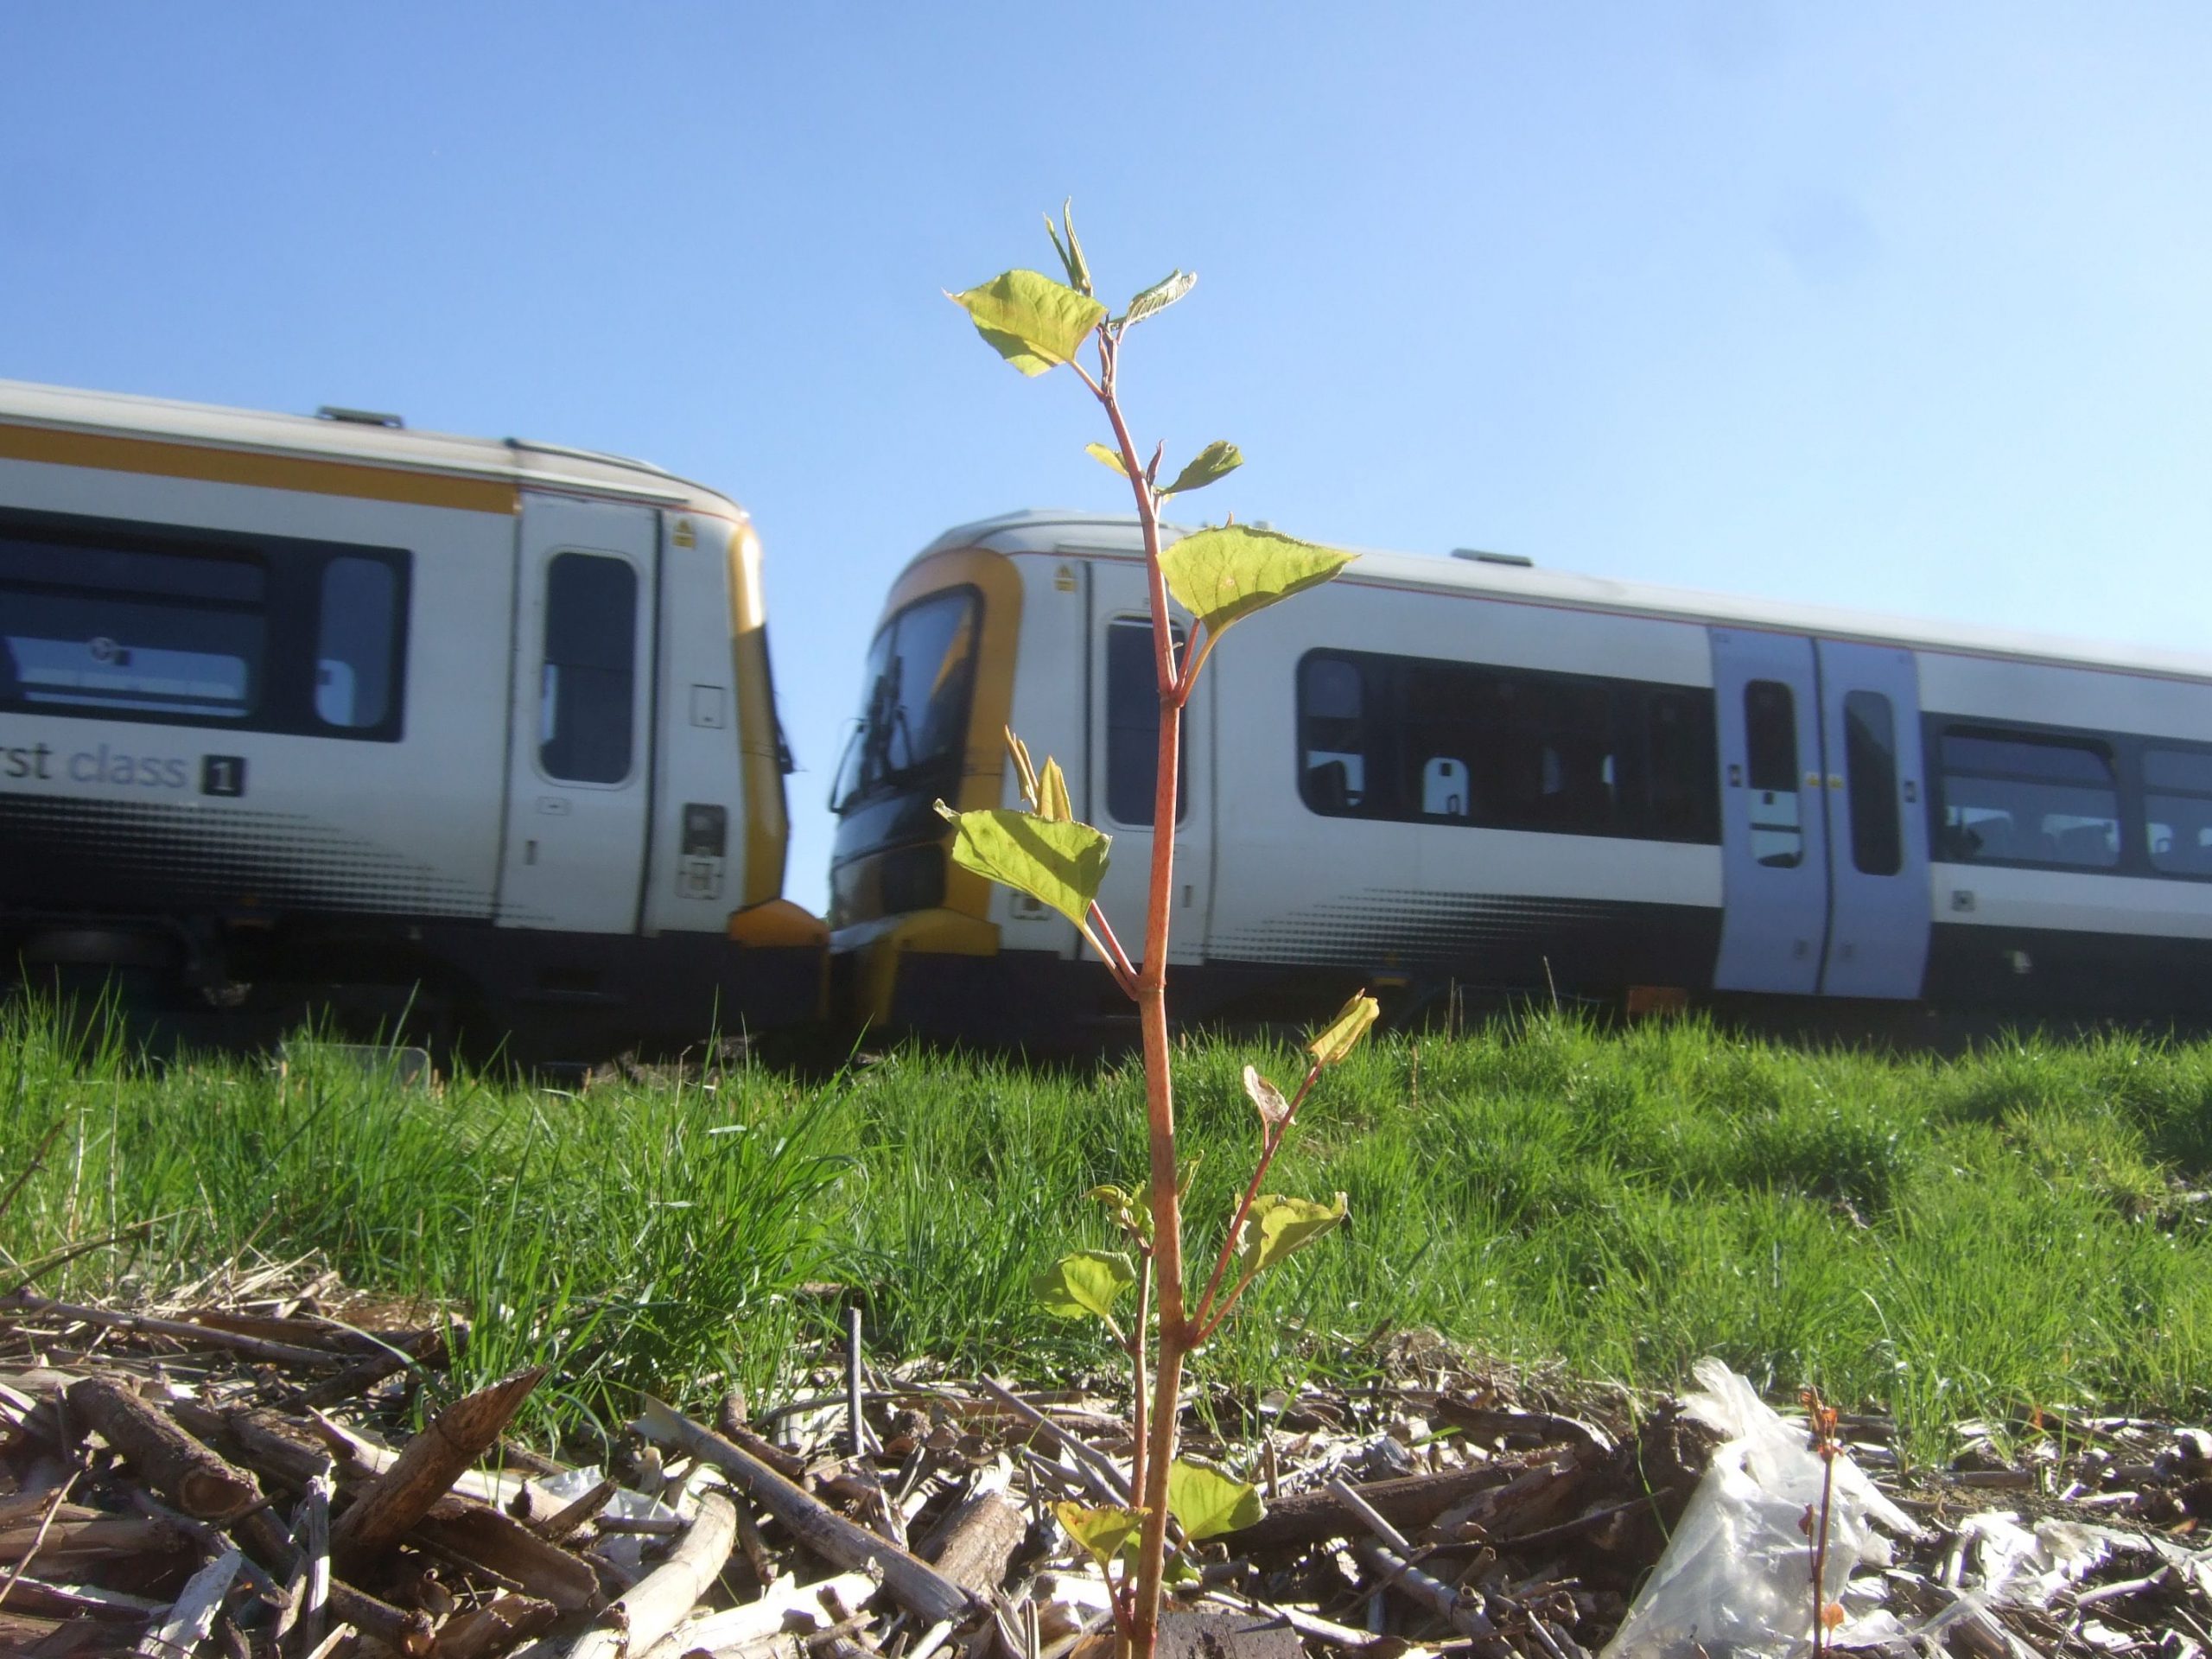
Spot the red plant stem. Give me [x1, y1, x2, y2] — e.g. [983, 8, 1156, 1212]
[1192, 1061, 1323, 1339]
[1094, 334, 1187, 1659]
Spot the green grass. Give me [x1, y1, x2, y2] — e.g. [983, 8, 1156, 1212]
[3, 998, 2209, 1462]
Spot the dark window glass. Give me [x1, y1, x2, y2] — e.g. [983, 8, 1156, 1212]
[1935, 727, 2119, 868]
[1741, 680, 1803, 868]
[1295, 647, 1717, 842]
[1300, 655, 1371, 814]
[315, 556, 397, 728]
[831, 588, 980, 812]
[0, 533, 264, 721]
[2145, 745, 2212, 877]
[1106, 617, 1186, 825]
[539, 552, 637, 784]
[1843, 691, 1901, 875]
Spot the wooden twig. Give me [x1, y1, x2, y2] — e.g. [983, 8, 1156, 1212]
[412, 1493, 599, 1613]
[435, 1592, 558, 1659]
[633, 1396, 972, 1626]
[6, 1293, 345, 1367]
[973, 1378, 1130, 1505]
[67, 1376, 258, 1520]
[1351, 1539, 1496, 1640]
[917, 1486, 1024, 1599]
[283, 1473, 330, 1656]
[328, 1365, 543, 1567]
[133, 1545, 243, 1657]
[536, 1476, 618, 1542]
[568, 1491, 736, 1659]
[1217, 1462, 1513, 1554]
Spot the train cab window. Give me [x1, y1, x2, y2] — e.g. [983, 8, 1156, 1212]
[1935, 728, 2119, 868]
[0, 531, 264, 721]
[1742, 680, 1802, 868]
[1843, 692, 1902, 875]
[1105, 617, 1186, 826]
[539, 552, 638, 785]
[1299, 654, 1370, 815]
[2145, 747, 2212, 877]
[831, 587, 981, 813]
[315, 556, 398, 728]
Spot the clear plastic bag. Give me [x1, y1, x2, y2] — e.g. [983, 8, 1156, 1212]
[1602, 1360, 1920, 1659]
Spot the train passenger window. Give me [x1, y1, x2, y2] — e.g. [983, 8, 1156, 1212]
[1105, 617, 1186, 825]
[539, 552, 637, 784]
[1843, 692, 1902, 875]
[1935, 728, 2119, 868]
[2145, 747, 2212, 877]
[0, 531, 264, 721]
[1296, 646, 1718, 841]
[315, 556, 397, 728]
[1741, 680, 1802, 868]
[1299, 654, 1370, 815]
[1647, 689, 1720, 842]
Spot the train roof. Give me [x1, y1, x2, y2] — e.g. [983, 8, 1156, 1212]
[0, 378, 747, 518]
[921, 508, 2212, 685]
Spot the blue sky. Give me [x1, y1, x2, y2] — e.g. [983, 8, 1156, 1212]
[6, 4, 2209, 906]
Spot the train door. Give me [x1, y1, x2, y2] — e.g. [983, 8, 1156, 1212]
[1812, 639, 1929, 998]
[1086, 562, 1212, 968]
[1710, 631, 1930, 997]
[498, 496, 658, 934]
[1711, 631, 1828, 993]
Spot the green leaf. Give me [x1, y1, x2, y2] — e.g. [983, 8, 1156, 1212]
[1084, 441, 1130, 477]
[1121, 269, 1197, 328]
[1158, 524, 1353, 641]
[1166, 1460, 1265, 1541]
[1235, 1192, 1348, 1280]
[1054, 1502, 1147, 1568]
[1087, 1183, 1154, 1243]
[1243, 1065, 1290, 1130]
[947, 269, 1107, 376]
[1033, 1249, 1137, 1321]
[935, 803, 1109, 927]
[1306, 991, 1381, 1066]
[1159, 442, 1243, 499]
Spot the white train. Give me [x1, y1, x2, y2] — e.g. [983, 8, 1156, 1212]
[0, 379, 823, 1058]
[830, 510, 2212, 1041]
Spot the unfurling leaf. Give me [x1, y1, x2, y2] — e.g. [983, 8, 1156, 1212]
[1087, 1183, 1154, 1243]
[1306, 990, 1380, 1066]
[1042, 200, 1092, 296]
[1166, 1459, 1265, 1541]
[934, 802, 1109, 927]
[1235, 1192, 1349, 1279]
[1004, 727, 1039, 807]
[1158, 524, 1352, 641]
[1084, 441, 1130, 477]
[1159, 441, 1243, 499]
[1036, 757, 1073, 823]
[1243, 1065, 1291, 1130]
[1003, 728, 1073, 822]
[1121, 269, 1197, 328]
[1054, 1501, 1147, 1568]
[1033, 1249, 1137, 1321]
[947, 269, 1107, 376]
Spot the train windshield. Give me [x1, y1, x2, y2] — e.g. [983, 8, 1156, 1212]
[830, 588, 980, 813]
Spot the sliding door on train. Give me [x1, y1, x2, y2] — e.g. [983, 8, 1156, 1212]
[497, 497, 659, 935]
[1085, 561, 1213, 967]
[1709, 631, 1931, 998]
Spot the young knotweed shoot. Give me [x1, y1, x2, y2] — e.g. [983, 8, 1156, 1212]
[944, 200, 1376, 1657]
